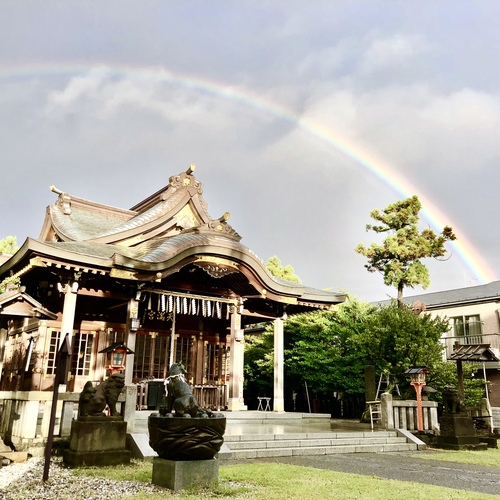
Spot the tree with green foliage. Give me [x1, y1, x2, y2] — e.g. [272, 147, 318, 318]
[244, 329, 274, 401]
[0, 275, 20, 294]
[266, 256, 301, 283]
[355, 196, 456, 307]
[284, 298, 375, 396]
[244, 298, 374, 411]
[357, 302, 450, 396]
[425, 360, 487, 409]
[0, 236, 20, 294]
[0, 235, 18, 255]
[244, 297, 458, 412]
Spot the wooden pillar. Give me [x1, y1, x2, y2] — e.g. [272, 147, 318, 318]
[60, 284, 78, 348]
[364, 365, 376, 402]
[457, 360, 465, 402]
[273, 317, 284, 412]
[125, 298, 138, 385]
[59, 284, 78, 390]
[195, 332, 205, 385]
[227, 306, 246, 411]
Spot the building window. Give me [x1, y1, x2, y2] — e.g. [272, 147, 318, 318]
[151, 334, 170, 379]
[133, 334, 152, 380]
[46, 330, 62, 375]
[133, 333, 171, 380]
[108, 330, 125, 344]
[451, 315, 483, 342]
[175, 336, 193, 380]
[204, 343, 227, 384]
[25, 334, 37, 372]
[71, 332, 94, 376]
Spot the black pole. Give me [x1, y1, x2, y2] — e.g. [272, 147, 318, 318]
[43, 333, 70, 482]
[43, 379, 60, 481]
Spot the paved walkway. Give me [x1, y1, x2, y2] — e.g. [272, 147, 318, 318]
[133, 411, 369, 435]
[134, 411, 500, 496]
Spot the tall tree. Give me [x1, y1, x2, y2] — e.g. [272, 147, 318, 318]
[284, 297, 375, 396]
[356, 302, 449, 395]
[266, 256, 301, 283]
[0, 235, 18, 255]
[355, 196, 456, 306]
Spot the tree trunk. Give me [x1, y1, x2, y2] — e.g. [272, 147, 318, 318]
[397, 284, 404, 308]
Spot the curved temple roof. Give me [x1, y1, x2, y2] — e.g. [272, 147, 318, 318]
[1, 165, 345, 310]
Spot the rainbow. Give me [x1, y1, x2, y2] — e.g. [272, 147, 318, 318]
[1, 63, 496, 285]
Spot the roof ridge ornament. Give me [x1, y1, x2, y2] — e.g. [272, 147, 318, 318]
[191, 212, 242, 241]
[168, 164, 203, 195]
[194, 256, 239, 278]
[50, 185, 72, 215]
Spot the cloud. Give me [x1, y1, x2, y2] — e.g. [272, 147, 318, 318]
[360, 33, 432, 76]
[1, 2, 500, 302]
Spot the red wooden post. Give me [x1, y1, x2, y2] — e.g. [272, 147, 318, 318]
[406, 367, 428, 432]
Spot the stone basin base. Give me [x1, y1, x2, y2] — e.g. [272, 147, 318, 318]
[152, 457, 219, 491]
[63, 418, 130, 467]
[148, 413, 226, 461]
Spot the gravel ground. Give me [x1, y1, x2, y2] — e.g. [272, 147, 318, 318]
[0, 458, 165, 500]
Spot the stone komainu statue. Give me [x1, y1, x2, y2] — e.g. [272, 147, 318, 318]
[442, 385, 464, 414]
[149, 362, 226, 460]
[164, 362, 200, 417]
[78, 374, 125, 417]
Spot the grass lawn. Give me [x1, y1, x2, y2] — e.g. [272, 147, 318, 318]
[416, 445, 500, 467]
[75, 459, 500, 499]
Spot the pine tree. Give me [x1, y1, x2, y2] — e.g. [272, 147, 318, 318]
[355, 196, 456, 307]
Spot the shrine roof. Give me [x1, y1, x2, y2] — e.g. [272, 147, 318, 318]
[48, 204, 133, 240]
[0, 285, 57, 320]
[448, 344, 500, 362]
[1, 166, 345, 309]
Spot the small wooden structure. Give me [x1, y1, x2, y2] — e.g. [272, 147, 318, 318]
[449, 343, 499, 401]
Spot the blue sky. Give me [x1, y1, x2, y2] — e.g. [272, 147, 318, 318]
[1, 1, 499, 301]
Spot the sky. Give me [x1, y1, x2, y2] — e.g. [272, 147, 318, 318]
[0, 1, 499, 302]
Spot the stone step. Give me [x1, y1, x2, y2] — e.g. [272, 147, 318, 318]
[219, 441, 417, 460]
[219, 431, 418, 460]
[226, 436, 405, 450]
[224, 430, 399, 443]
[491, 407, 500, 429]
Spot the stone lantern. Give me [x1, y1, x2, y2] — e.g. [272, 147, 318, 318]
[405, 367, 428, 431]
[99, 342, 134, 376]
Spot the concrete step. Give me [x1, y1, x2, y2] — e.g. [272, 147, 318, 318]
[226, 436, 406, 450]
[491, 407, 500, 429]
[219, 431, 418, 460]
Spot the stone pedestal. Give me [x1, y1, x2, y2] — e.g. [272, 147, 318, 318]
[152, 457, 219, 491]
[63, 416, 131, 467]
[435, 414, 487, 451]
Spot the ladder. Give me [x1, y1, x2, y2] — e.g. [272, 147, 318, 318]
[366, 400, 382, 430]
[376, 373, 400, 400]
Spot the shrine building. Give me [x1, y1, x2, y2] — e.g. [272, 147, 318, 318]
[0, 165, 345, 411]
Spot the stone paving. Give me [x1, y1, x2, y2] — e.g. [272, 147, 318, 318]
[133, 411, 500, 495]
